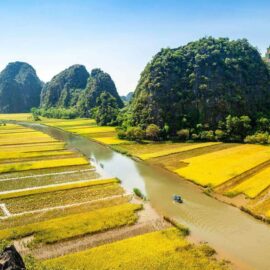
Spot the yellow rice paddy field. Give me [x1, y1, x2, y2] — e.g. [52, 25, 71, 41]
[112, 141, 270, 221]
[41, 118, 129, 144]
[175, 144, 270, 186]
[0, 113, 32, 121]
[115, 142, 220, 160]
[44, 228, 228, 270]
[1, 114, 269, 220]
[227, 166, 270, 198]
[0, 116, 230, 270]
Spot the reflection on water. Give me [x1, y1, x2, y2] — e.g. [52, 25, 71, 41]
[22, 122, 270, 270]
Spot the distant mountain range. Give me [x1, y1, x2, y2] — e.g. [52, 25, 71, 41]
[0, 63, 123, 116]
[1, 37, 270, 133]
[121, 92, 133, 103]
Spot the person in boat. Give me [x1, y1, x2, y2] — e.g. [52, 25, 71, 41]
[173, 194, 183, 203]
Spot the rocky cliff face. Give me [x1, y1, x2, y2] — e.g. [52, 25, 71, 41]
[0, 62, 42, 113]
[0, 246, 25, 270]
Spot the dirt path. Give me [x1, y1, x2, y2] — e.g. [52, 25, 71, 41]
[18, 201, 169, 260]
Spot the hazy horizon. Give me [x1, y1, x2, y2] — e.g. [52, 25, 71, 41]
[1, 0, 270, 95]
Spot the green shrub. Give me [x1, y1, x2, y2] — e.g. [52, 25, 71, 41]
[244, 132, 269, 144]
[126, 127, 145, 141]
[191, 133, 200, 140]
[198, 244, 216, 257]
[215, 129, 226, 141]
[146, 124, 161, 141]
[133, 188, 145, 199]
[200, 130, 215, 141]
[177, 129, 190, 141]
[0, 240, 11, 252]
[117, 129, 127, 139]
[163, 216, 190, 236]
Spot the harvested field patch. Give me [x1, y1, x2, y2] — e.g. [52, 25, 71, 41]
[0, 170, 98, 192]
[1, 181, 124, 213]
[0, 178, 118, 199]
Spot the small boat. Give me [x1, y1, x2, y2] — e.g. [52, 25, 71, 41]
[173, 194, 183, 203]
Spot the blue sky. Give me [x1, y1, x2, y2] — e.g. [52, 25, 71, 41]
[1, 0, 270, 95]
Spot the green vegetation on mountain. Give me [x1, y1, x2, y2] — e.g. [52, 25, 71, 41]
[93, 91, 121, 126]
[40, 65, 89, 108]
[126, 37, 270, 136]
[0, 62, 42, 113]
[77, 69, 124, 118]
[38, 67, 123, 124]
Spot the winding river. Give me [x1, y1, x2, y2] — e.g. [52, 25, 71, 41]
[21, 122, 270, 270]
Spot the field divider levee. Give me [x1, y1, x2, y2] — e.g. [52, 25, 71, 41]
[0, 168, 95, 182]
[0, 178, 118, 199]
[138, 142, 221, 160]
[0, 203, 11, 217]
[215, 158, 270, 194]
[0, 193, 133, 220]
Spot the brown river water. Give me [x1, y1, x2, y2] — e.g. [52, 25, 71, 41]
[21, 122, 270, 270]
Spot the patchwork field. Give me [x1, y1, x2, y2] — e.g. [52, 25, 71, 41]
[0, 117, 230, 270]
